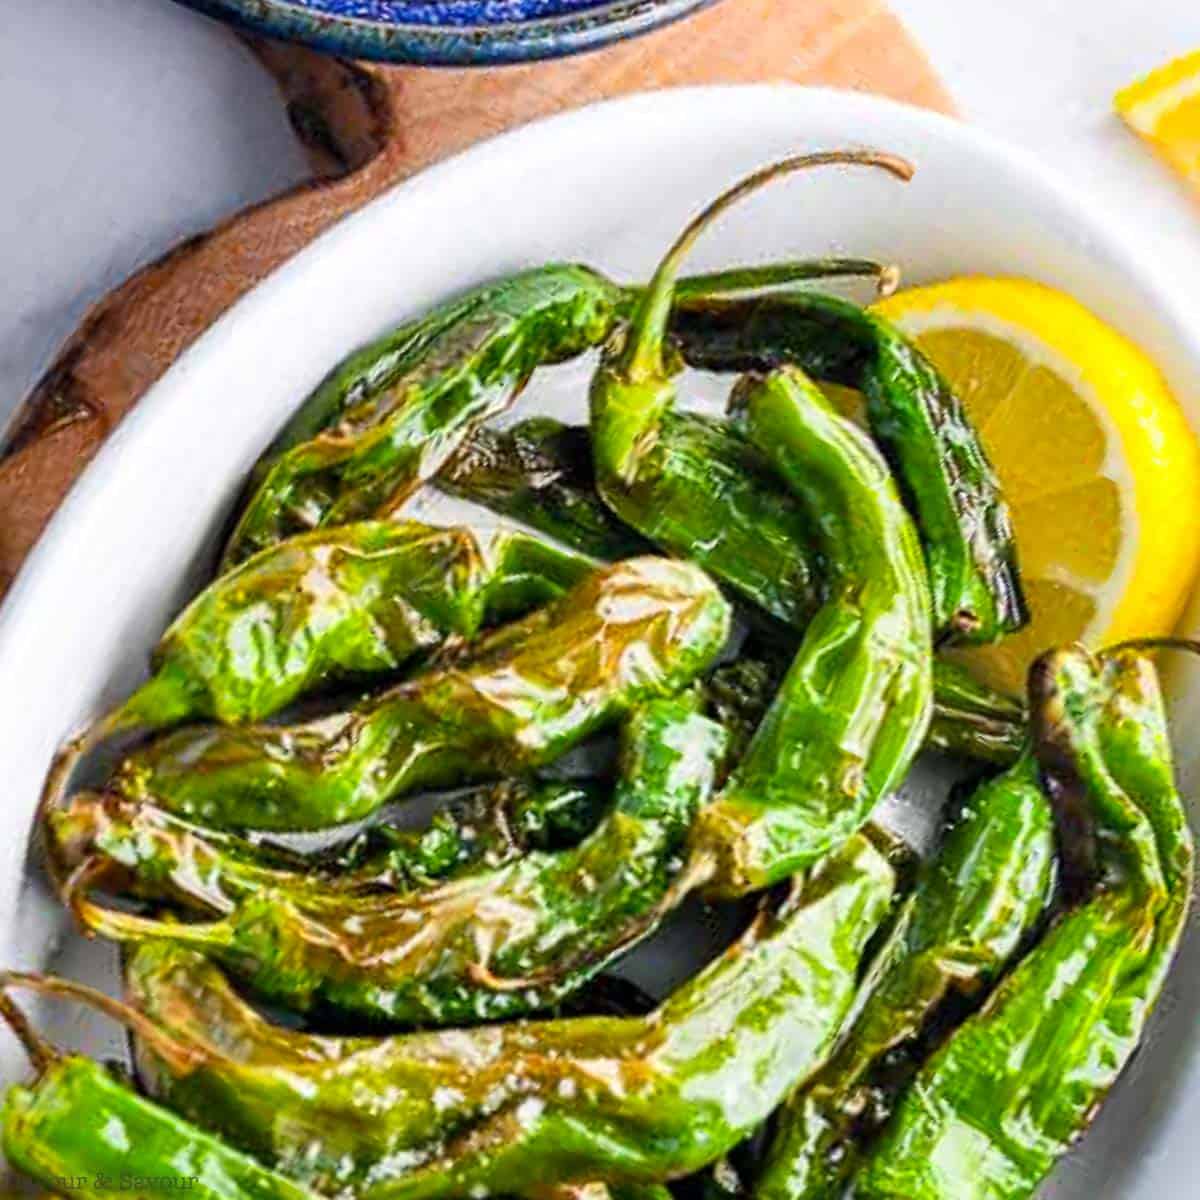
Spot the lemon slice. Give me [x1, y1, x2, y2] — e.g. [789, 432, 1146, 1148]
[872, 277, 1200, 695]
[1116, 50, 1200, 192]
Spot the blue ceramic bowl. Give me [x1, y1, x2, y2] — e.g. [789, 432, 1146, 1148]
[173, 0, 718, 65]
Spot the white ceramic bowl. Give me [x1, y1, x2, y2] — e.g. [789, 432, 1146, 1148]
[2, 86, 1198, 1197]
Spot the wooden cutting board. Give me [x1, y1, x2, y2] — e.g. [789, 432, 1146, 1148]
[0, 0, 953, 593]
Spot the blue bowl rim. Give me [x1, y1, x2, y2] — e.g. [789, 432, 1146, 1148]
[172, 0, 720, 66]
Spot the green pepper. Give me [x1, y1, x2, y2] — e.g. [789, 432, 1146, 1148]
[589, 155, 916, 636]
[590, 151, 1021, 653]
[671, 289, 1026, 642]
[448, 413, 821, 626]
[334, 779, 607, 886]
[3, 1059, 319, 1200]
[0, 996, 317, 1200]
[705, 647, 1022, 769]
[101, 832, 893, 1195]
[432, 261, 899, 566]
[98, 522, 593, 736]
[753, 750, 1056, 1200]
[47, 779, 607, 912]
[456, 406, 821, 632]
[441, 419, 653, 561]
[443, 417, 1023, 768]
[74, 698, 728, 1026]
[687, 368, 932, 897]
[920, 658, 1024, 766]
[222, 266, 625, 568]
[600, 408, 829, 629]
[272, 255, 892, 473]
[852, 645, 1193, 1199]
[224, 257, 890, 570]
[263, 257, 889, 468]
[109, 557, 731, 831]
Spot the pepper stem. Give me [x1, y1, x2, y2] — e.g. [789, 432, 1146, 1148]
[622, 150, 914, 383]
[0, 989, 60, 1075]
[1101, 636, 1200, 660]
[0, 971, 205, 1077]
[61, 856, 120, 932]
[71, 892, 230, 955]
[37, 726, 108, 902]
[37, 665, 199, 904]
[36, 697, 160, 902]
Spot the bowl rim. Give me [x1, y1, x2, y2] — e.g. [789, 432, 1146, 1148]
[171, 0, 719, 65]
[4, 85, 1200, 1195]
[9, 80, 1200, 815]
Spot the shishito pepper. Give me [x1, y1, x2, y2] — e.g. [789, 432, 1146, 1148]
[71, 699, 728, 1026]
[222, 265, 625, 568]
[671, 288, 1026, 642]
[259, 256, 889, 470]
[101, 522, 593, 736]
[444, 419, 1023, 767]
[450, 412, 821, 626]
[224, 257, 889, 569]
[687, 368, 932, 897]
[47, 779, 606, 911]
[441, 419, 652, 562]
[104, 833, 893, 1196]
[753, 751, 1057, 1200]
[0, 997, 318, 1200]
[591, 153, 1022, 648]
[852, 645, 1193, 1199]
[920, 658, 1024, 766]
[109, 557, 731, 831]
[706, 648, 1022, 770]
[588, 156, 911, 635]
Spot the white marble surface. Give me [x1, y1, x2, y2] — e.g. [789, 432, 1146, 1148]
[894, 0, 1200, 299]
[1, 0, 1197, 432]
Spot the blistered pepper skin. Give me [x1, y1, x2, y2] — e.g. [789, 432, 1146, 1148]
[79, 699, 728, 1027]
[110, 558, 731, 832]
[259, 257, 882, 472]
[47, 779, 606, 913]
[689, 369, 933, 897]
[671, 289, 1026, 643]
[852, 647, 1193, 1200]
[441, 419, 653, 562]
[109, 522, 593, 734]
[591, 394, 826, 631]
[589, 156, 915, 642]
[921, 658, 1024, 765]
[444, 418, 1023, 768]
[223, 266, 626, 568]
[707, 649, 1022, 770]
[122, 835, 894, 1198]
[2, 1057, 318, 1200]
[221, 256, 871, 571]
[753, 751, 1056, 1200]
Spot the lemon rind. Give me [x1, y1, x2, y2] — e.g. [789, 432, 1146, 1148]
[874, 277, 1200, 655]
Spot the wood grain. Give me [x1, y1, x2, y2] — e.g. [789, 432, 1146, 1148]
[0, 0, 952, 593]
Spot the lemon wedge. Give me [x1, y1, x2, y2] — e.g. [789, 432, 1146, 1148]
[1116, 50, 1200, 193]
[872, 277, 1200, 695]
